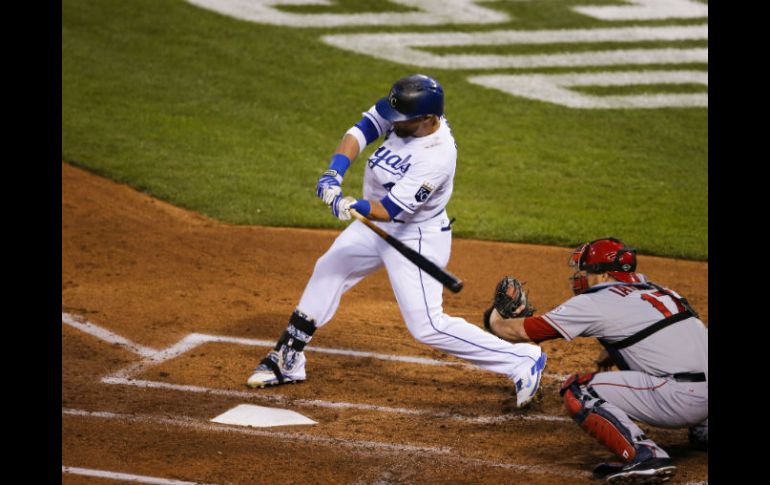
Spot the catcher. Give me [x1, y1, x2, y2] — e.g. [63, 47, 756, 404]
[483, 237, 707, 484]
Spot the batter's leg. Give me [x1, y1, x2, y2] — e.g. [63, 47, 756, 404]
[381, 228, 545, 407]
[247, 221, 382, 388]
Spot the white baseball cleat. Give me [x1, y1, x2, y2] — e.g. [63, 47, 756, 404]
[246, 350, 307, 388]
[513, 352, 547, 408]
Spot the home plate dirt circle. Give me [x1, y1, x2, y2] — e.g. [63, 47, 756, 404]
[62, 162, 708, 484]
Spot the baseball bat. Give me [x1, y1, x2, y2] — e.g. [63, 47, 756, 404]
[350, 209, 464, 293]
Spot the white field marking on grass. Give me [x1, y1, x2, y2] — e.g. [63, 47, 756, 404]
[63, 408, 588, 479]
[320, 25, 708, 70]
[61, 466, 220, 485]
[185, 0, 509, 28]
[101, 377, 571, 424]
[574, 0, 708, 21]
[62, 312, 157, 358]
[468, 70, 708, 109]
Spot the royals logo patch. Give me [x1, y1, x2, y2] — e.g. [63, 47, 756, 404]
[414, 183, 435, 202]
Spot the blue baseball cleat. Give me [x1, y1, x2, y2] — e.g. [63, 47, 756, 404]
[513, 352, 547, 408]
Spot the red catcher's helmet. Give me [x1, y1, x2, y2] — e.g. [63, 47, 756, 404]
[568, 237, 641, 295]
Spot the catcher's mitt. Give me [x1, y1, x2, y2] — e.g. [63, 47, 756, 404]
[483, 276, 536, 332]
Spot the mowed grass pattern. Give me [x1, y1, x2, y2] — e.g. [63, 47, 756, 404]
[62, 0, 707, 259]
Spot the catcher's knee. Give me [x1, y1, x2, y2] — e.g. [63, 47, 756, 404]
[560, 373, 637, 462]
[559, 373, 597, 415]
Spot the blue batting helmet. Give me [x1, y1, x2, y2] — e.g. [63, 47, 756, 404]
[375, 74, 444, 122]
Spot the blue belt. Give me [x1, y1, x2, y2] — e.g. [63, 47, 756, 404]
[392, 209, 448, 225]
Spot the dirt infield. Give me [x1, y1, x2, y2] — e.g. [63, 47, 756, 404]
[62, 161, 708, 484]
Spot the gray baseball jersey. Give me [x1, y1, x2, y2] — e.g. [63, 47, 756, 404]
[542, 282, 707, 379]
[541, 281, 708, 458]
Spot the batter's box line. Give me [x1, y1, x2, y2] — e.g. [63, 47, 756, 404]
[101, 375, 571, 425]
[64, 312, 692, 433]
[62, 407, 590, 481]
[62, 466, 222, 485]
[62, 311, 571, 380]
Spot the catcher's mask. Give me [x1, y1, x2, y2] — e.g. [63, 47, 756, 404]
[568, 237, 640, 295]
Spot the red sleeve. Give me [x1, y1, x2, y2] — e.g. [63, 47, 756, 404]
[523, 316, 563, 343]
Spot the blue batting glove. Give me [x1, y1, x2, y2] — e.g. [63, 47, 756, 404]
[317, 170, 342, 204]
[316, 154, 351, 204]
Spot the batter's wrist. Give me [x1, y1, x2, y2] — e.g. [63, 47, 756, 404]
[329, 153, 351, 178]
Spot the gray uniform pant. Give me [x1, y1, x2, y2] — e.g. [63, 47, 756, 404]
[585, 371, 708, 458]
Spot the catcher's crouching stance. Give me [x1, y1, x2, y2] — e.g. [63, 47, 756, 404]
[483, 238, 708, 484]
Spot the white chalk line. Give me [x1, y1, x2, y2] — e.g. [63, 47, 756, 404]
[65, 312, 691, 432]
[62, 312, 157, 358]
[64, 311, 571, 424]
[62, 407, 588, 479]
[61, 312, 570, 380]
[61, 466, 220, 485]
[102, 376, 570, 425]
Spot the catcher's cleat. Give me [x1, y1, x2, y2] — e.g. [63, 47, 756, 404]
[513, 352, 547, 408]
[593, 458, 676, 484]
[246, 350, 306, 388]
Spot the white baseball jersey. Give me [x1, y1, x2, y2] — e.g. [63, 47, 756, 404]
[291, 101, 543, 384]
[542, 282, 708, 379]
[358, 105, 456, 223]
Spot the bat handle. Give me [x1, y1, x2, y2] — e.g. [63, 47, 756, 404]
[349, 208, 388, 238]
[349, 208, 365, 222]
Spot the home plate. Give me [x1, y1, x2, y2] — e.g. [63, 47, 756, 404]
[211, 404, 317, 428]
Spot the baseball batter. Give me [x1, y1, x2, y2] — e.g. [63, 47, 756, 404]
[485, 237, 708, 483]
[247, 74, 547, 408]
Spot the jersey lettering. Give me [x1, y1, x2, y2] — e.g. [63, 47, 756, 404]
[640, 291, 686, 318]
[608, 286, 636, 297]
[368, 147, 412, 175]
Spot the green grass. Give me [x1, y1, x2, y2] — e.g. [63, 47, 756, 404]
[62, 0, 707, 259]
[571, 84, 708, 95]
[423, 40, 709, 57]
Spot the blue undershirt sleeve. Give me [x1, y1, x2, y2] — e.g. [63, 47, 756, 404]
[354, 116, 380, 145]
[380, 195, 404, 220]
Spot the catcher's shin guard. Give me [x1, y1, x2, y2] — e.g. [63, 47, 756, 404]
[560, 374, 637, 462]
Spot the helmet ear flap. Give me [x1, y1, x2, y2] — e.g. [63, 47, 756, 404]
[615, 247, 637, 272]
